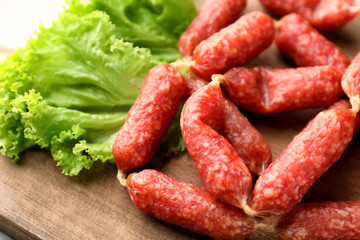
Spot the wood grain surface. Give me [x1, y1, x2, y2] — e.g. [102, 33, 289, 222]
[1, 0, 360, 239]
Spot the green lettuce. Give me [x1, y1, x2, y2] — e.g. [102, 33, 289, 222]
[0, 8, 189, 175]
[65, 0, 197, 62]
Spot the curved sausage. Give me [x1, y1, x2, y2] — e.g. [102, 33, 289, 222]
[276, 14, 351, 73]
[191, 11, 275, 79]
[341, 51, 360, 112]
[328, 99, 360, 134]
[178, 0, 247, 57]
[184, 74, 272, 176]
[184, 74, 209, 98]
[180, 81, 252, 208]
[259, 0, 360, 31]
[250, 100, 356, 217]
[112, 64, 186, 185]
[276, 201, 360, 240]
[219, 66, 343, 113]
[222, 97, 272, 176]
[126, 169, 255, 240]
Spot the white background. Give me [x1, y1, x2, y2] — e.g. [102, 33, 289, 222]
[0, 0, 64, 59]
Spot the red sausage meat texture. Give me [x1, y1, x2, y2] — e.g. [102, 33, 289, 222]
[112, 64, 186, 185]
[328, 99, 360, 134]
[178, 0, 247, 57]
[181, 81, 253, 209]
[222, 97, 272, 176]
[184, 75, 272, 176]
[191, 11, 275, 79]
[276, 14, 351, 73]
[126, 169, 255, 240]
[219, 66, 343, 113]
[184, 74, 209, 98]
[259, 0, 360, 31]
[276, 201, 360, 240]
[250, 100, 356, 217]
[341, 51, 360, 112]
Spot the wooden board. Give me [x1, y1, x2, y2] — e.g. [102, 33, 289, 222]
[1, 1, 360, 239]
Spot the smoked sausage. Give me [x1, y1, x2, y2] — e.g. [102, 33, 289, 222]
[259, 0, 360, 31]
[126, 169, 255, 240]
[178, 0, 247, 57]
[184, 74, 209, 98]
[276, 201, 360, 240]
[276, 14, 351, 73]
[181, 80, 253, 208]
[222, 97, 272, 176]
[112, 64, 186, 185]
[219, 66, 343, 113]
[191, 11, 275, 79]
[184, 75, 272, 176]
[341, 51, 360, 112]
[250, 100, 356, 217]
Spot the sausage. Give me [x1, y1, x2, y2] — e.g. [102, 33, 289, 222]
[258, 0, 360, 31]
[250, 100, 356, 217]
[191, 11, 275, 79]
[222, 97, 272, 176]
[219, 65, 344, 113]
[112, 64, 186, 185]
[178, 0, 247, 57]
[276, 14, 351, 73]
[303, 0, 360, 31]
[126, 169, 255, 240]
[184, 75, 272, 176]
[327, 98, 354, 110]
[184, 74, 209, 98]
[276, 201, 360, 240]
[341, 51, 360, 112]
[328, 99, 360, 134]
[180, 80, 253, 209]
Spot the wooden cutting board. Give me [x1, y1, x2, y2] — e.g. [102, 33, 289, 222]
[1, 1, 360, 239]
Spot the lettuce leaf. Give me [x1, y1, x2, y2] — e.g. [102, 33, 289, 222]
[22, 11, 159, 110]
[65, 0, 197, 62]
[0, 10, 186, 175]
[0, 49, 35, 159]
[1, 0, 195, 175]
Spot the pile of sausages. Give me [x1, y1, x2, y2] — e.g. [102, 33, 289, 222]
[112, 0, 360, 239]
